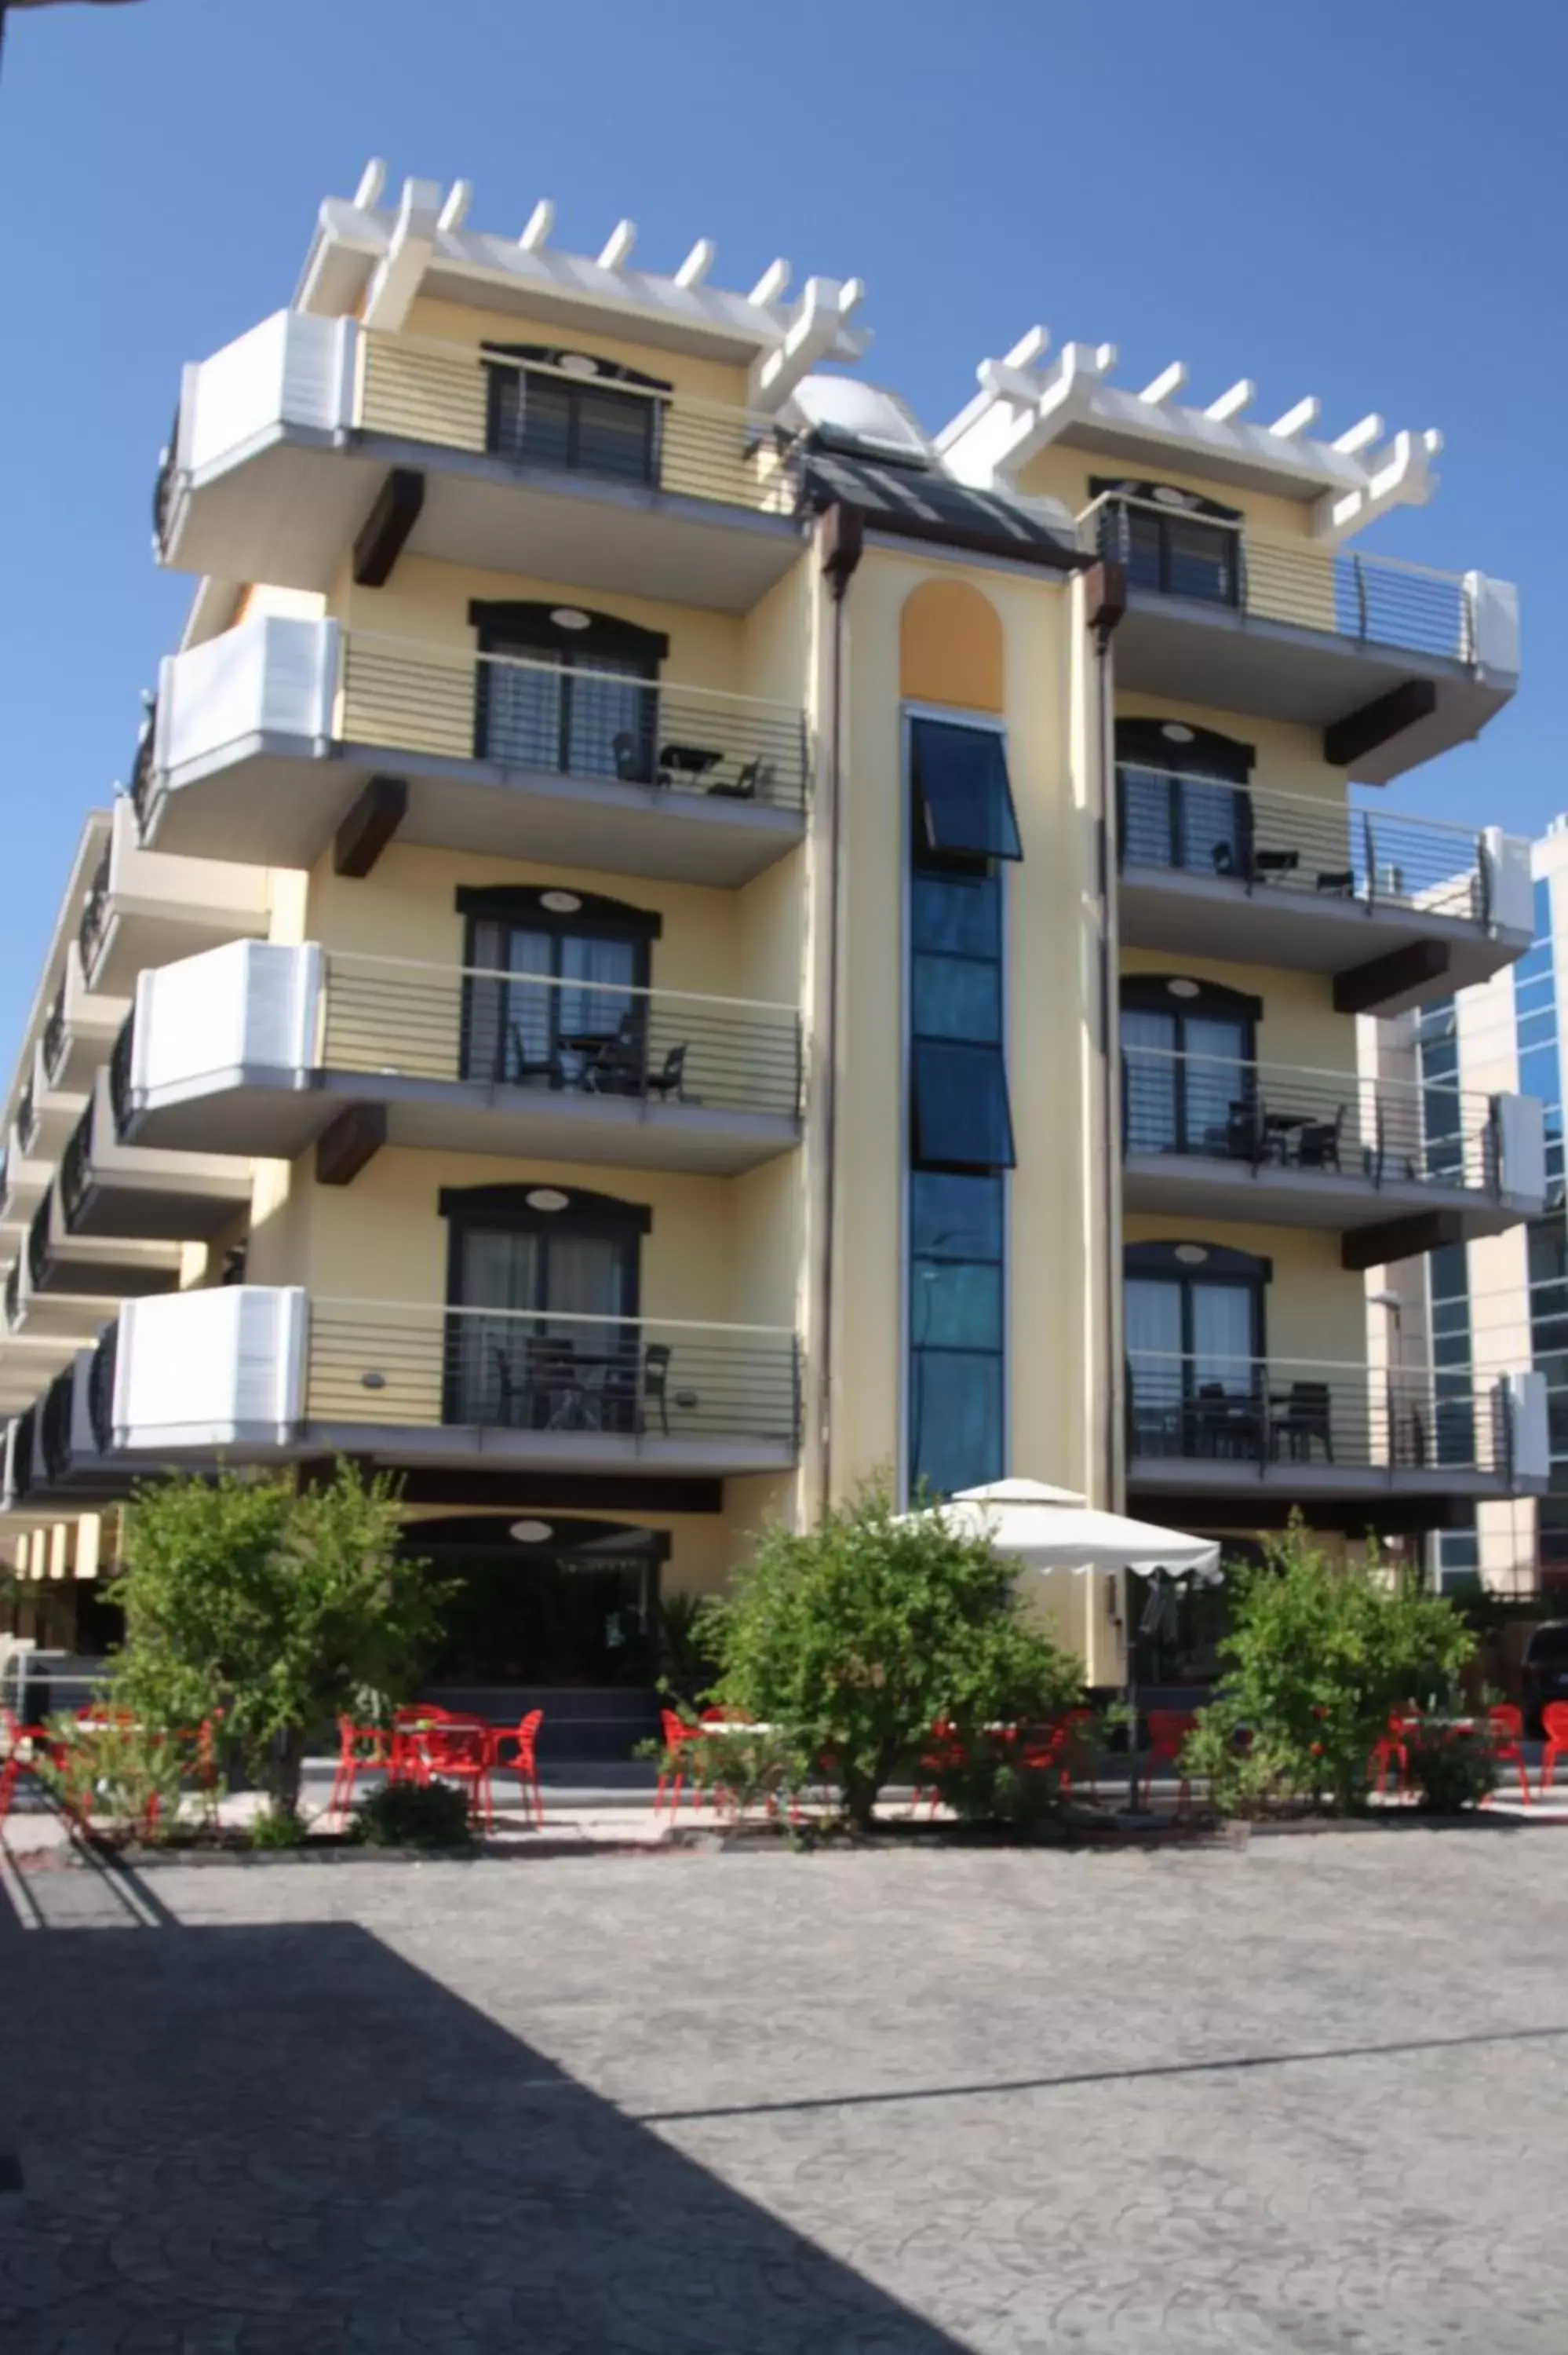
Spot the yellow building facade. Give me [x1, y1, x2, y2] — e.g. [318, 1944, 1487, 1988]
[0, 167, 1545, 1731]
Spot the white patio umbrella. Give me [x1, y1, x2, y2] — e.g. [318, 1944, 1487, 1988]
[905, 1478, 1222, 1811]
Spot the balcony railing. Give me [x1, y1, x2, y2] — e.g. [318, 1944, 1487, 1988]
[41, 980, 66, 1083]
[319, 954, 804, 1122]
[357, 337, 806, 519]
[16, 1075, 36, 1154]
[128, 701, 157, 834]
[1087, 491, 1473, 664]
[306, 1299, 801, 1453]
[338, 634, 810, 814]
[78, 847, 111, 978]
[89, 1322, 117, 1455]
[59, 1105, 92, 1229]
[26, 1191, 51, 1294]
[1127, 1353, 1514, 1477]
[1122, 1047, 1500, 1194]
[1118, 766, 1494, 927]
[41, 1364, 75, 1484]
[109, 1013, 133, 1140]
[4, 1262, 18, 1333]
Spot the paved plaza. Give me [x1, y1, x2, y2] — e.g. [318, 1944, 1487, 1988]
[2, 1824, 1567, 2351]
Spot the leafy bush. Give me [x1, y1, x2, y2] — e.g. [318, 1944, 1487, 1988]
[653, 1591, 722, 1704]
[644, 1717, 808, 1823]
[108, 1462, 442, 1824]
[1405, 1725, 1497, 1813]
[1185, 1520, 1475, 1816]
[700, 1478, 1085, 1831]
[250, 1806, 308, 1850]
[351, 1778, 473, 1849]
[38, 1712, 191, 1838]
[932, 1740, 1065, 1833]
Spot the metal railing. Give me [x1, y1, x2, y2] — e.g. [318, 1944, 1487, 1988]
[1127, 1352, 1511, 1477]
[26, 1190, 52, 1294]
[9, 1404, 35, 1503]
[339, 633, 810, 813]
[319, 955, 804, 1123]
[41, 981, 66, 1082]
[78, 848, 111, 979]
[59, 1105, 93, 1231]
[4, 1262, 19, 1333]
[357, 335, 807, 518]
[129, 703, 157, 834]
[16, 1076, 36, 1154]
[151, 412, 179, 553]
[40, 1366, 75, 1484]
[1117, 765, 1492, 927]
[1085, 491, 1474, 664]
[1122, 1047, 1500, 1194]
[89, 1324, 117, 1455]
[305, 1299, 802, 1453]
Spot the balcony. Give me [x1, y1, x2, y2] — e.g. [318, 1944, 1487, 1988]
[135, 616, 808, 886]
[1121, 1047, 1544, 1262]
[40, 944, 129, 1097]
[155, 312, 808, 612]
[1088, 492, 1518, 783]
[119, 940, 803, 1176]
[60, 1067, 252, 1244]
[1127, 1355, 1546, 1506]
[108, 1286, 802, 1478]
[23, 1185, 181, 1308]
[1117, 769, 1531, 1013]
[2, 1247, 120, 1346]
[78, 796, 272, 997]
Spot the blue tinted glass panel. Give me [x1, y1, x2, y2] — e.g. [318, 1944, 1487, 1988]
[909, 1349, 1004, 1499]
[910, 1260, 1003, 1350]
[910, 721, 1021, 861]
[912, 871, 1001, 957]
[910, 1171, 1003, 1262]
[912, 953, 1001, 1044]
[912, 1042, 1015, 1170]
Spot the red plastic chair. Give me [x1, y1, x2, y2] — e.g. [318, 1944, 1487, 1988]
[1016, 1720, 1073, 1790]
[1371, 1709, 1421, 1797]
[328, 1716, 393, 1824]
[493, 1709, 545, 1828]
[910, 1718, 967, 1820]
[1142, 1711, 1199, 1815]
[390, 1703, 454, 1786]
[411, 1713, 494, 1831]
[1485, 1703, 1531, 1806]
[655, 1707, 707, 1820]
[1538, 1701, 1568, 1798]
[0, 1705, 53, 1827]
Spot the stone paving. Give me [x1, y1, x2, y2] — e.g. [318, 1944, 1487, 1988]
[2, 1824, 1568, 2351]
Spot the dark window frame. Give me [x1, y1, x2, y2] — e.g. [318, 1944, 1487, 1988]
[1091, 476, 1244, 610]
[1120, 975, 1263, 1157]
[456, 885, 661, 1087]
[480, 343, 670, 487]
[1115, 718, 1256, 880]
[1124, 1240, 1271, 1404]
[467, 600, 668, 781]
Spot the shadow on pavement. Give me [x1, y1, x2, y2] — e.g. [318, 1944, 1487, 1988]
[0, 1858, 961, 2354]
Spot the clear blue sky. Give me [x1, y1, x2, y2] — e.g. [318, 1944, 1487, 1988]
[1, 0, 1563, 1048]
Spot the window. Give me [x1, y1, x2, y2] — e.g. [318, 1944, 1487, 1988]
[1124, 1242, 1268, 1458]
[910, 718, 1021, 861]
[1121, 978, 1260, 1158]
[482, 345, 669, 487]
[469, 601, 666, 783]
[1515, 876, 1563, 1207]
[1093, 477, 1242, 608]
[1115, 717, 1255, 878]
[457, 885, 660, 1091]
[1427, 1236, 1475, 1468]
[909, 1171, 1005, 1500]
[440, 1185, 651, 1430]
[1417, 998, 1465, 1184]
[906, 715, 1016, 1497]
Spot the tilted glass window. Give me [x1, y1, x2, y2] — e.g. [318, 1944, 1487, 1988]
[910, 720, 1021, 861]
[911, 1041, 1015, 1173]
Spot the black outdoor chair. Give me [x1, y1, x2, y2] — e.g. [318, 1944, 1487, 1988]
[708, 758, 773, 801]
[1187, 1382, 1260, 1460]
[612, 729, 653, 787]
[1295, 1104, 1345, 1170]
[643, 1342, 673, 1436]
[1269, 1381, 1334, 1462]
[1253, 849, 1300, 880]
[645, 1042, 689, 1102]
[504, 1022, 562, 1089]
[1314, 868, 1355, 896]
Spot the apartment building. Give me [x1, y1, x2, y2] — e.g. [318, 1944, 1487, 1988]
[0, 163, 1546, 1729]
[1367, 824, 1568, 1594]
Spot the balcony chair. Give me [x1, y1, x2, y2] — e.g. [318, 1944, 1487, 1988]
[1294, 1105, 1345, 1171]
[1187, 1382, 1260, 1459]
[1269, 1381, 1334, 1463]
[1537, 1702, 1568, 1798]
[581, 1013, 644, 1097]
[708, 758, 774, 801]
[611, 729, 654, 787]
[645, 1042, 689, 1103]
[1252, 848, 1300, 882]
[505, 1023, 562, 1090]
[643, 1342, 673, 1436]
[1314, 867, 1356, 896]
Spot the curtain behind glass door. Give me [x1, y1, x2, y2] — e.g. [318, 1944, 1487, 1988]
[454, 1228, 541, 1425]
[1190, 1283, 1255, 1396]
[1183, 1015, 1249, 1155]
[1123, 1008, 1176, 1153]
[1126, 1277, 1183, 1449]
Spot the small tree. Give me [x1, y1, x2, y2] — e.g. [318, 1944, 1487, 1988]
[111, 1462, 441, 1821]
[1184, 1518, 1475, 1816]
[703, 1478, 1084, 1831]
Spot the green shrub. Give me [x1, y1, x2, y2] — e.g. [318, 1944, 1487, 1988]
[38, 1711, 199, 1840]
[699, 1477, 1084, 1831]
[644, 1718, 808, 1823]
[1187, 1519, 1475, 1817]
[108, 1462, 443, 1822]
[351, 1778, 472, 1849]
[250, 1806, 308, 1850]
[1405, 1725, 1497, 1813]
[932, 1741, 1065, 1833]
